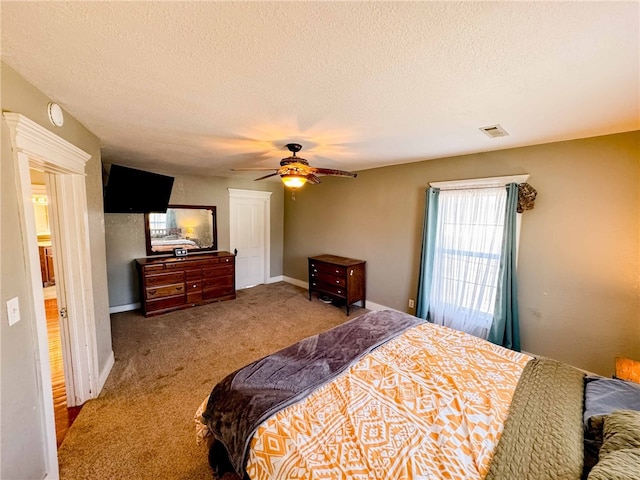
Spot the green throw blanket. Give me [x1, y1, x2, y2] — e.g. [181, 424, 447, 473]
[486, 357, 586, 480]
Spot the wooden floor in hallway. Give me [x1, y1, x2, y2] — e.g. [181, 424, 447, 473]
[45, 297, 82, 447]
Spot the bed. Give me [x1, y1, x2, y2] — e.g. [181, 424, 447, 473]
[196, 310, 640, 480]
[149, 237, 199, 253]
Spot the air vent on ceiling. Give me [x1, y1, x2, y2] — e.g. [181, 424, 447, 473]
[480, 124, 509, 138]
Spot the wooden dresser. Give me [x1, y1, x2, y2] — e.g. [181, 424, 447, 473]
[39, 245, 55, 287]
[136, 251, 235, 317]
[308, 254, 366, 315]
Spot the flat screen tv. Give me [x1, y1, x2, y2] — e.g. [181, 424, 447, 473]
[103, 164, 174, 213]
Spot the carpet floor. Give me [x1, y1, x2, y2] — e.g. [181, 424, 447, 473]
[57, 282, 367, 479]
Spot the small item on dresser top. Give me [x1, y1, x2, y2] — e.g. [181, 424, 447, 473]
[174, 248, 188, 257]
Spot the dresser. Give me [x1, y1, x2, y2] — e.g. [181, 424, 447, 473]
[39, 245, 55, 287]
[136, 251, 235, 317]
[308, 254, 366, 316]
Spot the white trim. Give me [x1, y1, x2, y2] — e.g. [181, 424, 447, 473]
[109, 302, 141, 314]
[4, 113, 89, 173]
[364, 300, 398, 312]
[267, 275, 284, 284]
[429, 174, 529, 190]
[31, 184, 47, 196]
[98, 350, 115, 392]
[4, 113, 96, 480]
[228, 188, 272, 286]
[283, 275, 308, 289]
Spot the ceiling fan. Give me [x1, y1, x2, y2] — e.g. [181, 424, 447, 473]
[231, 143, 357, 190]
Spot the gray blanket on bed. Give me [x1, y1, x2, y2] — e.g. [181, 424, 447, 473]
[201, 309, 424, 477]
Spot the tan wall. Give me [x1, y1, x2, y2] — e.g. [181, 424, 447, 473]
[1, 63, 111, 478]
[284, 131, 640, 375]
[104, 173, 284, 308]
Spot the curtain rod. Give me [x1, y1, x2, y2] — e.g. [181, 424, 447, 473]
[429, 174, 529, 191]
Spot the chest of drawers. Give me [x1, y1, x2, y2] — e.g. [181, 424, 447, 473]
[136, 252, 235, 317]
[308, 254, 366, 316]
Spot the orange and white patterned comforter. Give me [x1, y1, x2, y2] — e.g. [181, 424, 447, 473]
[245, 322, 531, 480]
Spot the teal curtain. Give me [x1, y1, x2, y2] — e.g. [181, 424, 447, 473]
[488, 183, 521, 351]
[416, 188, 439, 319]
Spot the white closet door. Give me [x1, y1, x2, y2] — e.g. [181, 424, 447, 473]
[229, 189, 271, 289]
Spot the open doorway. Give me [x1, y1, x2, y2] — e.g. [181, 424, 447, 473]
[5, 112, 100, 476]
[31, 173, 82, 447]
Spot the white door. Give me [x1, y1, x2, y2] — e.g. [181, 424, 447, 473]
[229, 189, 272, 289]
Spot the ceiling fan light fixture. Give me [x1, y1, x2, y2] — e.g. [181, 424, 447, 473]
[281, 174, 307, 189]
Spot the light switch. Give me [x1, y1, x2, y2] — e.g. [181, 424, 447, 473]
[7, 297, 20, 326]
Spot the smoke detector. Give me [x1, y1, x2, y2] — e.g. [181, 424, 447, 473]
[480, 124, 508, 138]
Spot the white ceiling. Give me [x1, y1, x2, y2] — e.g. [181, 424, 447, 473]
[2, 1, 639, 179]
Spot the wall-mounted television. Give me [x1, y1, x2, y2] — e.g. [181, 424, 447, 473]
[103, 164, 174, 213]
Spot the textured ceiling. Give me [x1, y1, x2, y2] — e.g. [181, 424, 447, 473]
[2, 1, 639, 179]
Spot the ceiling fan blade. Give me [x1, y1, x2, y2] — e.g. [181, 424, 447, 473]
[231, 167, 279, 172]
[311, 167, 358, 178]
[253, 172, 280, 181]
[306, 174, 322, 185]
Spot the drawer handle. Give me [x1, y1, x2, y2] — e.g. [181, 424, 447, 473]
[149, 289, 157, 295]
[350, 270, 353, 276]
[193, 284, 197, 288]
[335, 270, 340, 274]
[337, 290, 342, 294]
[176, 286, 183, 291]
[336, 280, 340, 284]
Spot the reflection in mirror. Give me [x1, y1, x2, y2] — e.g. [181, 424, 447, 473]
[144, 205, 217, 256]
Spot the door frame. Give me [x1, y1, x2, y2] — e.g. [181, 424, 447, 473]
[4, 113, 98, 478]
[228, 188, 272, 287]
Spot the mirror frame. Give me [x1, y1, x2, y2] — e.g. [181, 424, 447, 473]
[144, 204, 217, 256]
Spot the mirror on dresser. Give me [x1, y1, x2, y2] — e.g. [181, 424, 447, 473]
[144, 205, 217, 256]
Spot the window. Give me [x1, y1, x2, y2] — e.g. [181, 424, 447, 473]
[429, 187, 506, 338]
[417, 175, 528, 349]
[148, 213, 167, 237]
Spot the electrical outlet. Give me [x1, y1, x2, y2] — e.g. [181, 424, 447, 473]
[408, 299, 415, 309]
[7, 297, 20, 326]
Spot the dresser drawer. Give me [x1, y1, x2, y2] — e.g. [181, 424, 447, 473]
[187, 280, 202, 292]
[146, 283, 185, 299]
[145, 271, 185, 287]
[184, 259, 219, 269]
[185, 269, 202, 281]
[203, 264, 234, 277]
[309, 261, 346, 277]
[312, 272, 346, 287]
[146, 295, 185, 312]
[143, 264, 164, 272]
[203, 275, 233, 288]
[314, 282, 346, 298]
[203, 284, 235, 300]
[187, 292, 203, 304]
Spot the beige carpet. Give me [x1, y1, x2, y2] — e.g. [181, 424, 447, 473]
[58, 282, 367, 479]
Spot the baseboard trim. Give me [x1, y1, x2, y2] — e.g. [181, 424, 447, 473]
[267, 275, 284, 284]
[283, 276, 308, 289]
[109, 302, 140, 314]
[97, 350, 115, 394]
